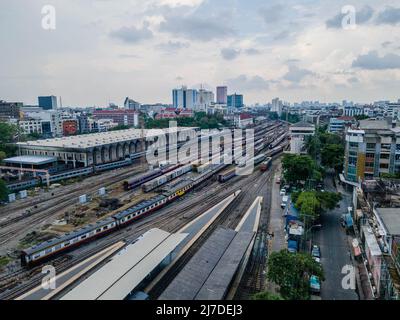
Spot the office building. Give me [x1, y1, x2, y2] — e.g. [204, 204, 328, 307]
[271, 98, 283, 117]
[216, 86, 228, 104]
[172, 86, 198, 109]
[124, 97, 141, 111]
[196, 89, 214, 111]
[227, 94, 244, 109]
[38, 96, 58, 110]
[289, 121, 316, 154]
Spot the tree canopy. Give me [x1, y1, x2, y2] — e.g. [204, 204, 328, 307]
[0, 179, 9, 201]
[282, 154, 322, 186]
[267, 250, 324, 300]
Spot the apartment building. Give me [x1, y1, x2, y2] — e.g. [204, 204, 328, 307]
[344, 119, 400, 182]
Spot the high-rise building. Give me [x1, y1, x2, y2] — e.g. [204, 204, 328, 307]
[227, 94, 244, 109]
[196, 89, 214, 111]
[216, 86, 228, 104]
[271, 98, 283, 116]
[38, 96, 57, 110]
[172, 86, 198, 109]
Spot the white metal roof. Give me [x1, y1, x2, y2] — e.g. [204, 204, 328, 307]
[3, 155, 58, 165]
[17, 127, 197, 150]
[61, 228, 187, 300]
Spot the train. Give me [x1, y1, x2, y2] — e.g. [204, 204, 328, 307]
[265, 145, 286, 158]
[260, 157, 273, 172]
[21, 163, 227, 267]
[6, 152, 148, 192]
[141, 164, 193, 193]
[217, 167, 236, 183]
[123, 164, 181, 191]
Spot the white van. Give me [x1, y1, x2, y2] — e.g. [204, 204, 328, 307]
[281, 195, 289, 209]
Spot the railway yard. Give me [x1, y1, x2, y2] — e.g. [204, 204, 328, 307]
[0, 121, 289, 300]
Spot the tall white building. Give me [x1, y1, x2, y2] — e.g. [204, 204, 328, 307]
[271, 98, 283, 116]
[196, 89, 214, 111]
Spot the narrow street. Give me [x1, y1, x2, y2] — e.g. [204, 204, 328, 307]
[312, 175, 358, 300]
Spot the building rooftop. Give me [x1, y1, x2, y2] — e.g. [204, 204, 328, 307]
[359, 120, 391, 130]
[291, 121, 315, 128]
[375, 208, 400, 236]
[3, 155, 58, 166]
[160, 228, 254, 300]
[16, 127, 197, 150]
[362, 226, 382, 257]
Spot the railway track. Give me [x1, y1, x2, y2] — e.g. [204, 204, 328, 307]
[0, 165, 149, 246]
[0, 164, 147, 219]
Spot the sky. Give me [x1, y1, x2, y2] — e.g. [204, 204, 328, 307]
[1, 0, 400, 106]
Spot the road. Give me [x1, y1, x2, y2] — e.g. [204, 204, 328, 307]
[312, 175, 358, 300]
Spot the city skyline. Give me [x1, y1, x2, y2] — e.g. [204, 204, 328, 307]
[1, 1, 400, 106]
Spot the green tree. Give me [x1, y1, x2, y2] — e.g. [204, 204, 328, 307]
[0, 179, 9, 201]
[321, 144, 345, 173]
[252, 291, 284, 300]
[282, 154, 316, 185]
[268, 112, 279, 121]
[0, 122, 19, 157]
[295, 191, 321, 222]
[316, 192, 342, 210]
[267, 250, 324, 300]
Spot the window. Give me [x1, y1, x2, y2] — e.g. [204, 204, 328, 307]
[380, 163, 389, 169]
[366, 153, 375, 159]
[349, 142, 358, 148]
[380, 154, 390, 159]
[367, 143, 375, 149]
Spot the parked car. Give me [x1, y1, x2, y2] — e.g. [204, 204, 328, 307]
[310, 275, 321, 294]
[312, 245, 321, 259]
[280, 188, 286, 196]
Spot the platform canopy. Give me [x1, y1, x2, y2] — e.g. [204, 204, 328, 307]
[61, 228, 187, 300]
[3, 155, 58, 166]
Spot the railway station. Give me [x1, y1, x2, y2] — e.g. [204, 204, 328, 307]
[16, 127, 197, 168]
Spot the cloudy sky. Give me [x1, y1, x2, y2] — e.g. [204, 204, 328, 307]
[1, 0, 400, 106]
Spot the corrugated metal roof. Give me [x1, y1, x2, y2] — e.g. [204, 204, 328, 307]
[61, 228, 187, 300]
[159, 228, 237, 300]
[195, 231, 254, 300]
